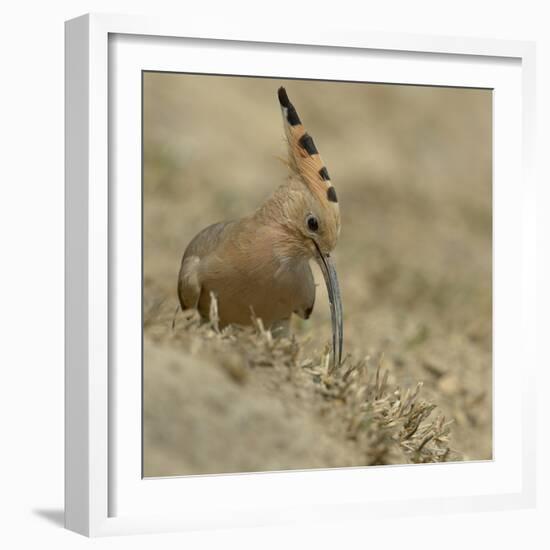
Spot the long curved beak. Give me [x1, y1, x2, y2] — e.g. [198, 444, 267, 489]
[313, 241, 343, 370]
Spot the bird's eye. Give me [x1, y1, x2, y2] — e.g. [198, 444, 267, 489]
[307, 215, 319, 232]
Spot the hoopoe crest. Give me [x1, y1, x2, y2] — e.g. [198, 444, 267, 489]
[178, 87, 343, 366]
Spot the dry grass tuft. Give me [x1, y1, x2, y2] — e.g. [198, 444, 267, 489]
[144, 295, 459, 472]
[305, 355, 457, 465]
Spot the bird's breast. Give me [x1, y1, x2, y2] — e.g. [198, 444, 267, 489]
[198, 248, 314, 329]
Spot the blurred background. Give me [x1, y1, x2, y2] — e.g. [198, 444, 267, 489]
[143, 73, 492, 475]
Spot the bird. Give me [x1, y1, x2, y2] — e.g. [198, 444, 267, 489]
[177, 87, 343, 367]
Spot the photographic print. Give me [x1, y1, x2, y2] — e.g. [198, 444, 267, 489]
[142, 73, 492, 477]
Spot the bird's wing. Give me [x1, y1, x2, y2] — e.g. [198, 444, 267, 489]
[177, 255, 202, 310]
[177, 221, 236, 310]
[294, 298, 315, 320]
[183, 221, 236, 259]
[293, 261, 316, 320]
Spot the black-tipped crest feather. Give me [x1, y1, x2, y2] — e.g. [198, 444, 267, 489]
[299, 133, 318, 156]
[278, 87, 339, 213]
[319, 167, 330, 181]
[277, 86, 301, 126]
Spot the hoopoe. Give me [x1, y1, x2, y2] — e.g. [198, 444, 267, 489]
[177, 87, 343, 366]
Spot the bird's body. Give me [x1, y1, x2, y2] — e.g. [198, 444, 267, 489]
[177, 87, 343, 365]
[178, 188, 316, 329]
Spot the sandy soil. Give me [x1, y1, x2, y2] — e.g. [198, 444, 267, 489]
[142, 74, 492, 476]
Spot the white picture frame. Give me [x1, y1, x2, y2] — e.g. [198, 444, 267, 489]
[65, 13, 537, 537]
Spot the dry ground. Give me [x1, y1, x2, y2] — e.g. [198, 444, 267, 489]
[143, 74, 492, 476]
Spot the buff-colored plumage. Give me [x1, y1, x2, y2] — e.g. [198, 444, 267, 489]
[177, 87, 343, 365]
